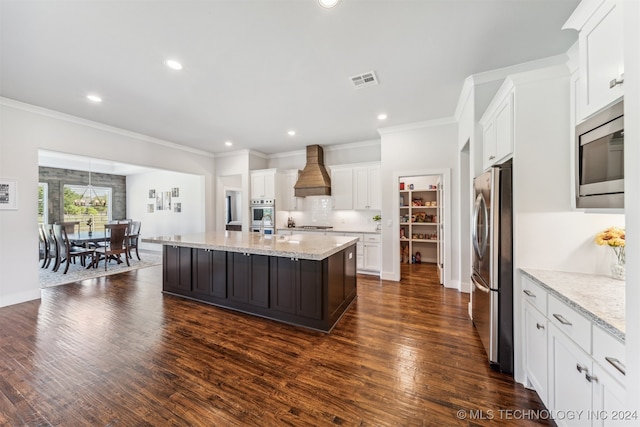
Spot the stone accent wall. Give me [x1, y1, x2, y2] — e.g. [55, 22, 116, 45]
[39, 167, 127, 224]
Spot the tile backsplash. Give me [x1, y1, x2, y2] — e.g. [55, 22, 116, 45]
[277, 196, 380, 230]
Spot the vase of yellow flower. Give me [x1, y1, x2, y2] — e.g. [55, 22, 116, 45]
[595, 226, 625, 280]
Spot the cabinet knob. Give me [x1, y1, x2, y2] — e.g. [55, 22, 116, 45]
[585, 373, 598, 383]
[536, 323, 545, 330]
[489, 155, 496, 160]
[576, 363, 588, 374]
[523, 289, 536, 298]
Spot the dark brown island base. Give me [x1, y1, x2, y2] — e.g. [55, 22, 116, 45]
[143, 232, 358, 332]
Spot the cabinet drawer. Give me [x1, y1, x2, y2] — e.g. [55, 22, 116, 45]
[593, 326, 626, 384]
[522, 276, 547, 315]
[548, 295, 592, 353]
[363, 234, 380, 243]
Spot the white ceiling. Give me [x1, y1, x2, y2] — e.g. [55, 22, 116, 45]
[1, 0, 579, 156]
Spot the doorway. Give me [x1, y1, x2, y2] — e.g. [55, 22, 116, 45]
[396, 170, 450, 285]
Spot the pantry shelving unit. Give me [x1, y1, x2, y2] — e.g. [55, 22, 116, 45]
[399, 186, 440, 264]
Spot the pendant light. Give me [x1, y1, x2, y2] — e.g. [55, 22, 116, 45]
[73, 162, 106, 207]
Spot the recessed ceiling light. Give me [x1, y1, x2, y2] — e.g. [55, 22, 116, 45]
[225, 141, 233, 147]
[288, 130, 296, 136]
[165, 59, 183, 70]
[87, 94, 102, 103]
[319, 0, 340, 8]
[377, 113, 388, 120]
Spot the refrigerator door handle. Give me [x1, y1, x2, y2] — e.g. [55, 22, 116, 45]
[471, 274, 491, 293]
[472, 193, 489, 259]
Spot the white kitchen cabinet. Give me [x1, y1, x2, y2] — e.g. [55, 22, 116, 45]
[482, 121, 497, 171]
[522, 275, 628, 425]
[480, 84, 514, 171]
[280, 169, 301, 211]
[548, 323, 593, 426]
[523, 300, 548, 406]
[330, 167, 353, 210]
[362, 234, 381, 274]
[564, 0, 624, 120]
[591, 363, 628, 427]
[251, 169, 279, 199]
[353, 165, 381, 210]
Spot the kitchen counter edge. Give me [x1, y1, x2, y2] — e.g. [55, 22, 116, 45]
[520, 268, 625, 341]
[143, 232, 359, 261]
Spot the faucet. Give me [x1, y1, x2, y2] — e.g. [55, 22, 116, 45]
[260, 214, 272, 236]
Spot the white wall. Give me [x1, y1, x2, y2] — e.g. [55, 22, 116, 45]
[127, 170, 205, 251]
[379, 119, 459, 287]
[623, 0, 640, 408]
[509, 67, 624, 276]
[456, 78, 476, 293]
[0, 99, 215, 307]
[215, 151, 251, 232]
[267, 139, 381, 170]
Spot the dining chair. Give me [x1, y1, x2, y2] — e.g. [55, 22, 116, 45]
[39, 224, 57, 269]
[55, 221, 80, 234]
[127, 221, 142, 260]
[92, 223, 130, 270]
[52, 224, 95, 274]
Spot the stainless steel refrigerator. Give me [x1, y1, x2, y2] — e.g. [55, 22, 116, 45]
[471, 160, 513, 374]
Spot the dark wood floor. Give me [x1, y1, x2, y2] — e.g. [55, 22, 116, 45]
[0, 263, 552, 426]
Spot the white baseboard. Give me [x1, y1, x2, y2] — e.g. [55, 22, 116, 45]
[460, 280, 471, 293]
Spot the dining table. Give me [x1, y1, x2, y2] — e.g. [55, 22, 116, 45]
[67, 231, 110, 247]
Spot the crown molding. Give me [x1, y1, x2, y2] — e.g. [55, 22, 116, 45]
[377, 117, 457, 135]
[0, 97, 215, 158]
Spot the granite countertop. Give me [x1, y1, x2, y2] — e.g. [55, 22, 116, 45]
[521, 268, 625, 340]
[143, 231, 358, 261]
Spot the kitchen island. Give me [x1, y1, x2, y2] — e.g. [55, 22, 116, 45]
[143, 232, 358, 332]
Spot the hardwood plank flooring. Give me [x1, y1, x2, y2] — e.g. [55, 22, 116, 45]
[0, 263, 552, 426]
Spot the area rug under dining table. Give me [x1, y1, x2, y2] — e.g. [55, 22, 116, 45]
[39, 251, 162, 288]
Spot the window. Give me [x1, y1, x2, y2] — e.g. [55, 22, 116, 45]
[63, 184, 112, 230]
[38, 182, 48, 224]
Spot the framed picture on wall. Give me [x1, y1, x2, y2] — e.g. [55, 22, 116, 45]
[156, 192, 163, 211]
[149, 189, 156, 199]
[163, 191, 172, 211]
[147, 203, 154, 213]
[171, 187, 179, 197]
[174, 203, 181, 213]
[0, 179, 18, 210]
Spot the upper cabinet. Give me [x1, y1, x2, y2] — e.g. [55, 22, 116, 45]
[330, 166, 353, 210]
[564, 0, 624, 121]
[280, 169, 301, 211]
[250, 169, 280, 200]
[480, 82, 514, 171]
[353, 165, 381, 210]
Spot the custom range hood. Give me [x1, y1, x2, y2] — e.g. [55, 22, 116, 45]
[294, 145, 331, 197]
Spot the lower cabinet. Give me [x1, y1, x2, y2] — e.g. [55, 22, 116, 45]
[270, 257, 322, 320]
[228, 252, 269, 308]
[548, 323, 593, 426]
[164, 245, 192, 293]
[192, 248, 227, 299]
[523, 300, 548, 406]
[522, 275, 628, 427]
[161, 244, 357, 332]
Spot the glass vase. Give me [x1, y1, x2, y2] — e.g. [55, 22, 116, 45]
[611, 261, 625, 281]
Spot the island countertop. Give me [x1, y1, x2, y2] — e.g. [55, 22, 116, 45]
[143, 231, 359, 261]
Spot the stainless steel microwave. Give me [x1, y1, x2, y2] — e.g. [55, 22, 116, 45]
[576, 101, 624, 209]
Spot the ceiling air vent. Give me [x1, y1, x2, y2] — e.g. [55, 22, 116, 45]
[350, 71, 378, 89]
